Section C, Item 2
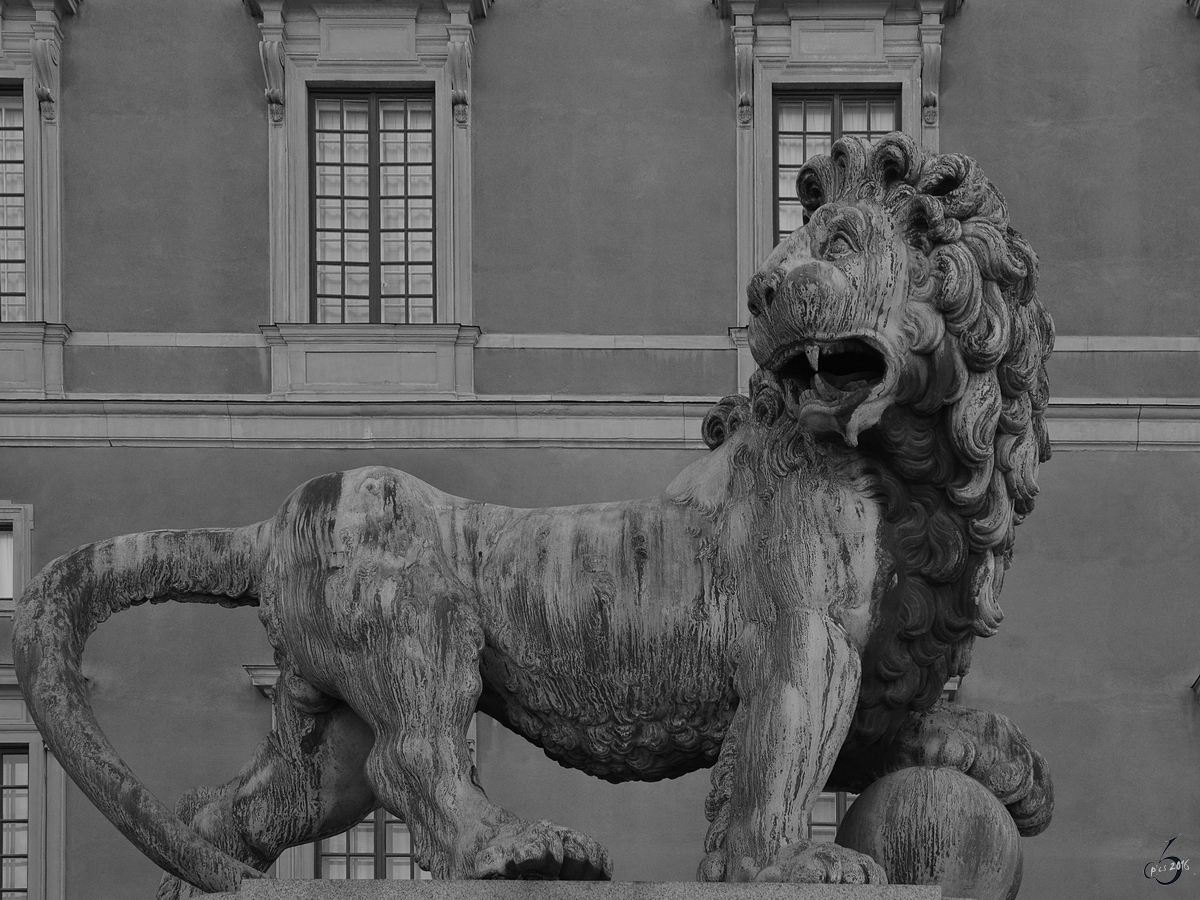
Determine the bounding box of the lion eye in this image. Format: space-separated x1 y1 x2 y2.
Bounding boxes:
823 232 858 260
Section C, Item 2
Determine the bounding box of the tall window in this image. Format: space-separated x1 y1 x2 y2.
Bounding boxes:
774 90 899 242
807 791 856 843
0 525 12 611
310 91 435 326
0 93 23 324
0 749 28 899
314 809 431 881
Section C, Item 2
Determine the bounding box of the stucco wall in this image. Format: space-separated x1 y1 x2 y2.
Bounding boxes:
471 0 737 336
60 0 269 334
941 0 1200 342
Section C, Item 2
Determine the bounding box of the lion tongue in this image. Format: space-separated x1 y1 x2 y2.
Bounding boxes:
813 373 842 403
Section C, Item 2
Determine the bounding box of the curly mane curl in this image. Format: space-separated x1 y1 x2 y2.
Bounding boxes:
703 133 1054 750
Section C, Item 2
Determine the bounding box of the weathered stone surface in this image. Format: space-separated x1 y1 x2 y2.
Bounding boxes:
215 883 947 900
13 132 1053 899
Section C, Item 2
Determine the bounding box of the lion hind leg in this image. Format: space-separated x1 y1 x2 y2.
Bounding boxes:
341 589 611 880
156 665 377 900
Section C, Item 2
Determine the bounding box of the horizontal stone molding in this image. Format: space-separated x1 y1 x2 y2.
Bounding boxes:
0 398 1198 450
59 331 1200 352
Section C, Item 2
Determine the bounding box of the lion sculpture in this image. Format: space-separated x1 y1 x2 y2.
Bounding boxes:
15 133 1053 897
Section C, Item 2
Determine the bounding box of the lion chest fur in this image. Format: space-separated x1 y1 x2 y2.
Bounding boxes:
265 437 889 784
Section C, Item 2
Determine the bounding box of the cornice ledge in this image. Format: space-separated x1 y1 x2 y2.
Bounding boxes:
714 0 963 20
245 0 494 24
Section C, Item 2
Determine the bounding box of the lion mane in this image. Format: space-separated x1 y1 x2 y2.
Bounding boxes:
703 133 1054 751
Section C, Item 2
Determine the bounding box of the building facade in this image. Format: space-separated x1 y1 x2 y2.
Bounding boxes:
0 0 1197 897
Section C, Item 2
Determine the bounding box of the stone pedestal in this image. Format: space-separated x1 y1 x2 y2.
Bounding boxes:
210 882 949 900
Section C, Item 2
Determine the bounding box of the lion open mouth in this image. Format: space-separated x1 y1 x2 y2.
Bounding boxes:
770 338 888 406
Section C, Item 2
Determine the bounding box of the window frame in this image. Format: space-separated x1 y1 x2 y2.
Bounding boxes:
771 86 902 244
307 87 437 326
0 87 27 327
0 504 31 618
0 665 65 900
312 808 432 881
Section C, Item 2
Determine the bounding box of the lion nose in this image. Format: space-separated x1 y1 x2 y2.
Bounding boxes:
747 271 775 318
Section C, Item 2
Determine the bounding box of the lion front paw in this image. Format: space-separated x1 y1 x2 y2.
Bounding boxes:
746 840 887 885
473 819 612 881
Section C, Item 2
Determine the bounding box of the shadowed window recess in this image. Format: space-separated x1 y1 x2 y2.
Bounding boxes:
314 809 432 881
0 749 28 899
774 90 900 243
0 93 24 324
310 91 436 326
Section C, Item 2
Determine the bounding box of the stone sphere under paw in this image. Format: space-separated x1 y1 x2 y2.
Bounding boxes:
836 766 1023 900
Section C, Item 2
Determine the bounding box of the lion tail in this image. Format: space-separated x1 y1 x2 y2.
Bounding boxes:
12 524 271 894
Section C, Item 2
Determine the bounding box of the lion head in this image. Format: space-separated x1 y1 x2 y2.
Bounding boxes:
704 132 1054 749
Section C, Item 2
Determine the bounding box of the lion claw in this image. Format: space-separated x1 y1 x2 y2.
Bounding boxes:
474 819 612 880
751 840 887 885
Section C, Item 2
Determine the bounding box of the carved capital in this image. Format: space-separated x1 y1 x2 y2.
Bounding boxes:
260 39 285 126
448 32 472 129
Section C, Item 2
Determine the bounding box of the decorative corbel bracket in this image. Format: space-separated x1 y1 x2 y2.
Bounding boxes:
919 23 943 126
733 23 754 127
448 30 472 127
31 39 58 122
260 40 285 125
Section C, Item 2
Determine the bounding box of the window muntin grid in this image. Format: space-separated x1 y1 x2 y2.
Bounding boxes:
310 92 435 325
774 91 899 243
315 809 432 881
0 750 28 900
806 790 857 844
0 525 12 606
0 94 24 324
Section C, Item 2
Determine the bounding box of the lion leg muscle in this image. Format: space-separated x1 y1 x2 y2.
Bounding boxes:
155 661 377 900
703 609 884 884
332 577 612 881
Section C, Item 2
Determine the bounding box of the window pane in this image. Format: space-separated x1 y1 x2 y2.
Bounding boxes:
344 167 369 198
344 200 369 231
380 134 405 165
810 824 838 844
349 857 374 879
409 236 433 263
777 100 804 132
386 857 413 880
1 757 26 789
408 100 433 130
408 135 433 165
777 137 806 168
806 135 831 160
348 823 375 855
344 134 368 166
410 266 433 297
316 234 341 262
316 266 342 297
379 100 406 131
409 298 435 325
841 100 868 134
382 298 407 324
1 823 25 857
316 297 341 324
314 100 342 131
381 233 405 263
381 265 404 297
316 133 341 164
381 200 404 230
0 530 12 602
385 821 411 855
408 200 432 230
345 234 369 264
0 791 23 823
380 168 404 197
806 101 832 133
321 858 347 880
407 167 433 197
1 859 25 890
345 269 369 297
344 297 370 324
870 101 895 133
811 794 838 825
343 101 369 132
